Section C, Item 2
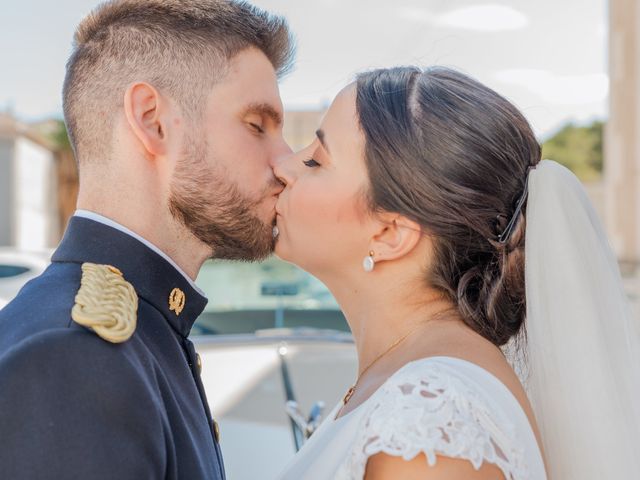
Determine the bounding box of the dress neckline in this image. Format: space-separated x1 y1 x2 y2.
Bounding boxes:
333 355 522 423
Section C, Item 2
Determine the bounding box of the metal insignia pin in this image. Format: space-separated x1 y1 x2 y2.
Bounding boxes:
168 288 186 316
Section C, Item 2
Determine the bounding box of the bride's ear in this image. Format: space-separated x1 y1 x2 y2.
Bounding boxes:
369 213 423 263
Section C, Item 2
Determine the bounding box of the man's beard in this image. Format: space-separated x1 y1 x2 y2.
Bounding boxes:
168 135 276 262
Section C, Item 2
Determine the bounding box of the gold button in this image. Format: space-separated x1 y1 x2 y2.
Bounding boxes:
196 353 202 374
213 419 220 443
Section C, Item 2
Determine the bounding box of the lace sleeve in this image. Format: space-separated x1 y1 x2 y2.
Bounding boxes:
335 361 529 480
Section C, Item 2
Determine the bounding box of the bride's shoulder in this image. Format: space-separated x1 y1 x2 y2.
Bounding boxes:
336 356 530 480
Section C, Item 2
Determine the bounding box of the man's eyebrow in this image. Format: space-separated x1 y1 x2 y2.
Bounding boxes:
316 129 330 154
242 102 282 126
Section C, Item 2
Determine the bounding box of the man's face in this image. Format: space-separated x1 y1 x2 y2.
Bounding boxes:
169 47 290 261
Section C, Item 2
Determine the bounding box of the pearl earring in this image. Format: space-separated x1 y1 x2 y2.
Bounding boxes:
363 250 375 272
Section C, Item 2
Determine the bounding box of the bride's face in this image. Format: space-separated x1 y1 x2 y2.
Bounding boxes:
273 84 373 276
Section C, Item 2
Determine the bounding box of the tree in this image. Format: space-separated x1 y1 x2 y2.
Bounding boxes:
541 120 604 182
49 119 71 151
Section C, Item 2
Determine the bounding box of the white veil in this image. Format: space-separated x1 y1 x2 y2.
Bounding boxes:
523 159 640 478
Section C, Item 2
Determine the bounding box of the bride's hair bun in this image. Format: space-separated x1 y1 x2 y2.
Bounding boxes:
356 66 541 346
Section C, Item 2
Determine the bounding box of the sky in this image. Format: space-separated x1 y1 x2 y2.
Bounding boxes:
0 0 608 139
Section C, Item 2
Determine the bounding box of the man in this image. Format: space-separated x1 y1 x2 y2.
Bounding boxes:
0 0 294 478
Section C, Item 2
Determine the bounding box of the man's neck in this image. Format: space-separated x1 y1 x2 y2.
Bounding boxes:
74 207 211 282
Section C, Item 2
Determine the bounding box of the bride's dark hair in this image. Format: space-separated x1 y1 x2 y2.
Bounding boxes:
356 66 541 346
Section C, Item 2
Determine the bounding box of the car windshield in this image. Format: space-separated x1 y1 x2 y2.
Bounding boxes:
193 257 347 336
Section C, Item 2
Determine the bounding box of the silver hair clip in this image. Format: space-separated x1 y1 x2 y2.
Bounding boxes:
497 166 536 244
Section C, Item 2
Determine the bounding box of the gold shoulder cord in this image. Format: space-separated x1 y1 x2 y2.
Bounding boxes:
71 263 138 343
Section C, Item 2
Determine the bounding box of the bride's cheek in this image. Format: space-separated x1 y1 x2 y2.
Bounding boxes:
294 180 322 216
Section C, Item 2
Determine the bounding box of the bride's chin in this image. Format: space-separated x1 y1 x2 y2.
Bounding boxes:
273 239 299 267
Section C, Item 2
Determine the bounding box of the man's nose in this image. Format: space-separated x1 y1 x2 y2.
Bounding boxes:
271 140 294 187
270 138 293 168
272 149 298 189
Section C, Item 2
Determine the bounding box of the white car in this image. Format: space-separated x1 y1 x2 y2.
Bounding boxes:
0 249 51 308
193 257 357 479
194 331 356 479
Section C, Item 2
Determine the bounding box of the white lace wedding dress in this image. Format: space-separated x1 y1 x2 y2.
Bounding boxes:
277 356 546 480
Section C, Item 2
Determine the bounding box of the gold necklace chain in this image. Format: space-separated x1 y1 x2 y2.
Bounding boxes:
340 321 428 410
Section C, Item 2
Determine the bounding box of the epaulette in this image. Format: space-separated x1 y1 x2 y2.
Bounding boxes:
71 263 138 343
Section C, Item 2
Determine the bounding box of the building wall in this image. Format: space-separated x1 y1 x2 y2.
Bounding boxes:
55 148 79 235
282 110 326 152
13 137 59 250
0 138 14 246
606 0 640 269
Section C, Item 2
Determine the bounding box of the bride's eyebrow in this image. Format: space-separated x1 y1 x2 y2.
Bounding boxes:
315 129 331 155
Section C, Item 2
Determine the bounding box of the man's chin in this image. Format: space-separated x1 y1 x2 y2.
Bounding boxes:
170 182 278 262
188 215 274 262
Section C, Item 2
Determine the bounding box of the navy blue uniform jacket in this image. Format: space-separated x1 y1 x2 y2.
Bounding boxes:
0 217 226 479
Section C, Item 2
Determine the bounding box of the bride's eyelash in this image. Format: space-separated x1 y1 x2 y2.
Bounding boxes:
303 158 320 168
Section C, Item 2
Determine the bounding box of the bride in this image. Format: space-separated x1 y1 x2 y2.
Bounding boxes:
272 66 640 479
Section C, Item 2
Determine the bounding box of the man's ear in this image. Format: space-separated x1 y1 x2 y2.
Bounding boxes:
123 82 168 157
368 213 423 264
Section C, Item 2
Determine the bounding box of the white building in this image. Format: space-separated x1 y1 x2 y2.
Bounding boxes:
606 0 640 273
0 113 60 251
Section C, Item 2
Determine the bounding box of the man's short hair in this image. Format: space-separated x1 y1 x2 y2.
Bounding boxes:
63 0 295 163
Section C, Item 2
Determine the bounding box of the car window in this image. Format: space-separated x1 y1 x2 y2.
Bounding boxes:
193 257 347 335
0 265 30 278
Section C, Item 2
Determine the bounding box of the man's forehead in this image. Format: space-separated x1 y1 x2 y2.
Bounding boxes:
205 49 283 122
222 47 279 87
